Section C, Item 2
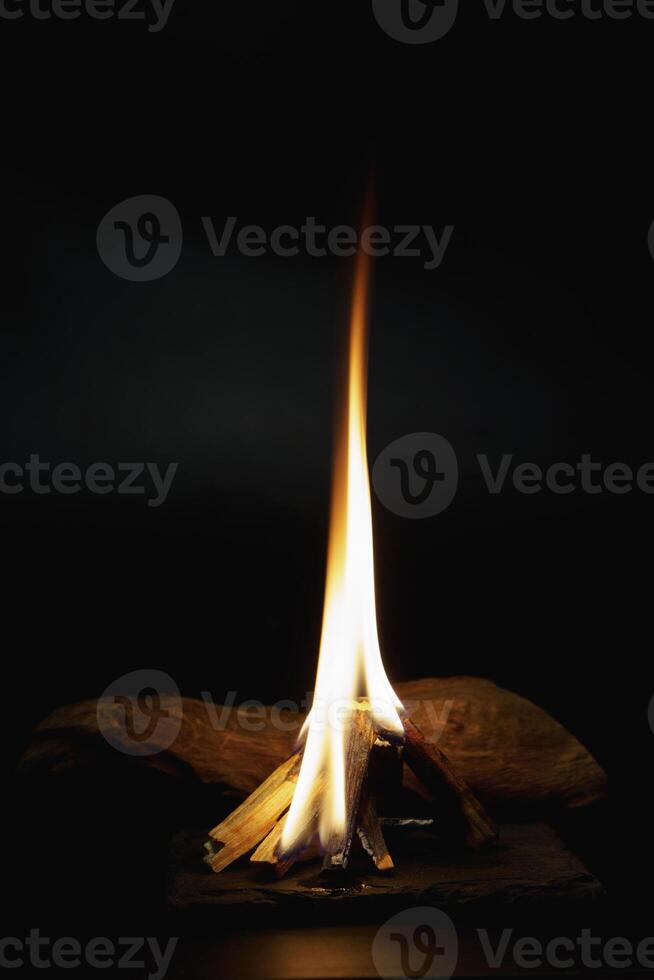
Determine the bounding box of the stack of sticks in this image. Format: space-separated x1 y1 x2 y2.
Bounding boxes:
204 699 497 879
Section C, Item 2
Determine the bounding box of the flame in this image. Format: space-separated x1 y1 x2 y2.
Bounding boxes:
280 244 404 856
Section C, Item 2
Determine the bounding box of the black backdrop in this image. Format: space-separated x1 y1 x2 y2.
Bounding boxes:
1 0 652 941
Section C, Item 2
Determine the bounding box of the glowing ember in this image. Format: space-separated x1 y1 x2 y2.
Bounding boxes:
280 244 404 857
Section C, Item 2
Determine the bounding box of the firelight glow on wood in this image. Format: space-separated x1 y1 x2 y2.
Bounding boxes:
280 246 404 857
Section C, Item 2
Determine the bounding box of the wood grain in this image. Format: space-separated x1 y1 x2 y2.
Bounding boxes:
205 753 301 872
19 676 607 813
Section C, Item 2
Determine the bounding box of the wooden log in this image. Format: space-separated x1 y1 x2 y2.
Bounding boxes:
205 752 301 872
322 700 376 871
403 718 498 849
20 677 608 814
356 786 394 871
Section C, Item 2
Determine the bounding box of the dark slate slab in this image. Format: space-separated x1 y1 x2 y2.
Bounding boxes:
167 822 603 921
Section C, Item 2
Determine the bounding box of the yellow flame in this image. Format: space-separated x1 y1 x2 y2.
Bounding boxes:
280 246 404 855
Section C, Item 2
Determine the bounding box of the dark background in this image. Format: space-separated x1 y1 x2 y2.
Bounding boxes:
0 0 652 954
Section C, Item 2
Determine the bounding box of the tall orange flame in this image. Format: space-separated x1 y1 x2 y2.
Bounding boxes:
281 242 404 855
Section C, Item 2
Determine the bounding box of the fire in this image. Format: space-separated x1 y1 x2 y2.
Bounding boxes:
280 244 404 857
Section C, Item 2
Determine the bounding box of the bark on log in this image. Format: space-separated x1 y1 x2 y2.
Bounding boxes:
19 677 607 814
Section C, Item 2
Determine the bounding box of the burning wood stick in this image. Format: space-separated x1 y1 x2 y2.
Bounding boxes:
204 752 301 872
205 708 496 878
322 700 376 871
251 771 325 878
403 718 498 849
357 785 394 871
251 816 321 878
249 815 286 866
250 816 295 879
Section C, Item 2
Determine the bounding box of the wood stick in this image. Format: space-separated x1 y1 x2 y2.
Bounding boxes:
322 700 376 871
250 816 297 879
250 815 286 865
403 718 498 849
251 772 325 878
251 816 320 878
204 752 301 872
357 785 394 871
